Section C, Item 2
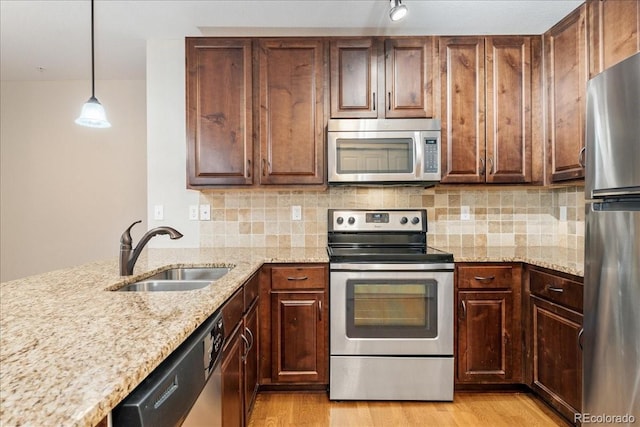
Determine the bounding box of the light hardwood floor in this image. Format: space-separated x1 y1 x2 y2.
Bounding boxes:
247 392 570 427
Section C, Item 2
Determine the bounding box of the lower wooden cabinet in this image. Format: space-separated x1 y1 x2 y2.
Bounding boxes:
455 263 523 385
221 272 260 427
526 267 583 423
259 263 328 388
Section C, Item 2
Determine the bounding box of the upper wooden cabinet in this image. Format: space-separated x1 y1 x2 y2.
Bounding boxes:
588 0 640 78
257 39 326 185
545 6 588 183
186 38 253 186
329 37 437 118
440 37 533 184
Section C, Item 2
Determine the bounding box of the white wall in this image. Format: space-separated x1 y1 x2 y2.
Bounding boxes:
0 80 147 281
146 39 200 248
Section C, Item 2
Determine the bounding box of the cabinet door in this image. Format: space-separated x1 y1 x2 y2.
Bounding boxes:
457 290 516 383
271 291 327 383
243 302 259 419
531 295 583 422
439 37 486 183
384 38 436 118
221 325 244 427
257 39 325 185
485 37 532 183
330 39 378 118
186 38 253 186
588 0 640 77
545 6 587 182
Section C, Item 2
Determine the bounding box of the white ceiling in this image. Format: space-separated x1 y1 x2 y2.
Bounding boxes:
0 0 583 81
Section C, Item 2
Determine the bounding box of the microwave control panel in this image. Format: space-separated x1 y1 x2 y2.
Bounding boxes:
424 138 439 173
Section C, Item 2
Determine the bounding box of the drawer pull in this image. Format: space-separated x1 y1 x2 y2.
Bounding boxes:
287 276 308 281
474 275 495 282
546 284 565 293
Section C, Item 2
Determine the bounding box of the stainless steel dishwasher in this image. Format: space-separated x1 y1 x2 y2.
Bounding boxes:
112 311 224 427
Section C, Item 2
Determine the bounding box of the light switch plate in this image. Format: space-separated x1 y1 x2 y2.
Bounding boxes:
189 205 199 221
153 205 164 221
291 205 302 221
199 204 211 221
461 206 471 221
559 206 567 221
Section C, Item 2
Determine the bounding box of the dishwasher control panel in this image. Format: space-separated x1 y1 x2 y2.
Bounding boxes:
204 316 224 379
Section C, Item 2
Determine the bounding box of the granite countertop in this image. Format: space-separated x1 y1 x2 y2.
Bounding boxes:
0 244 583 427
442 245 584 277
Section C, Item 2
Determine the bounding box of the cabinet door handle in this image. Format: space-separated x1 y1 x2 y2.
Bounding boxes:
460 300 467 319
388 92 391 110
480 158 486 175
246 159 251 178
240 333 250 361
245 326 254 351
578 328 584 350
488 157 494 175
318 300 322 321
287 276 308 281
474 275 495 282
545 284 565 293
372 92 376 111
578 147 586 168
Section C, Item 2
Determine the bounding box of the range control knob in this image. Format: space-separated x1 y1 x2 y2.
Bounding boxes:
336 217 344 225
400 217 408 224
348 217 356 225
411 217 420 225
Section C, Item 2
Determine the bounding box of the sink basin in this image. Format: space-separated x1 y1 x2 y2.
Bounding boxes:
144 267 233 281
116 280 213 292
114 266 233 292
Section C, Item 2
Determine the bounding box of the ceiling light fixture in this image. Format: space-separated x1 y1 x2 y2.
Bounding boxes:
75 0 111 128
389 0 408 22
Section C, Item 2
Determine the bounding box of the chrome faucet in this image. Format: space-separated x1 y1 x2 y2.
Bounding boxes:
119 220 183 276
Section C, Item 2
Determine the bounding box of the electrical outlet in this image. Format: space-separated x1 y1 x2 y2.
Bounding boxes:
153 205 164 221
199 204 211 221
291 205 302 221
559 206 567 221
189 205 199 221
461 205 471 221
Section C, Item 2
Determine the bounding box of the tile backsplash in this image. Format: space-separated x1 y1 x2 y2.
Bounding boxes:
199 185 585 250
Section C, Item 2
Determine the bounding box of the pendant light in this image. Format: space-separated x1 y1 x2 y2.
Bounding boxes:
389 0 408 22
75 0 111 128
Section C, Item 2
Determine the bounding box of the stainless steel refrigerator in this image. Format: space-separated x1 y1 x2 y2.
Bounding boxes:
584 52 640 425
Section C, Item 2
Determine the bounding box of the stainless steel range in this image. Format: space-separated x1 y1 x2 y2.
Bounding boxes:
327 209 454 401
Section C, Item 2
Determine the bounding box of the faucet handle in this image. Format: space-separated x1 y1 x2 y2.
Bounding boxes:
120 220 142 247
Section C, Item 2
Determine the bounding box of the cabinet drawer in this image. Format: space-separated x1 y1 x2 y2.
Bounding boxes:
457 265 514 289
271 265 327 290
222 287 244 340
244 272 259 310
530 269 583 312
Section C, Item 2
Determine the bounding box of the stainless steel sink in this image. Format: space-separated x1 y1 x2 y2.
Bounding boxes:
117 280 213 292
115 266 233 292
145 267 233 281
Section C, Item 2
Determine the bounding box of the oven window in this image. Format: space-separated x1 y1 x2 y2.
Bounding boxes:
336 138 414 174
346 279 438 338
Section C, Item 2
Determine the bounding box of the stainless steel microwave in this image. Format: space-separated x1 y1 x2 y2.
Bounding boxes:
327 119 441 186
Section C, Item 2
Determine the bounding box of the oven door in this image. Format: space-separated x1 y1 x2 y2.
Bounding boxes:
330 263 453 356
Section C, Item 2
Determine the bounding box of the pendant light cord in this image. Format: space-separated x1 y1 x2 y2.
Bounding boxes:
90 0 95 98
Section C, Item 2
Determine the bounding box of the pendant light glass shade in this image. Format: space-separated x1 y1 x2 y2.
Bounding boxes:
76 0 111 128
389 0 408 21
75 96 111 128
